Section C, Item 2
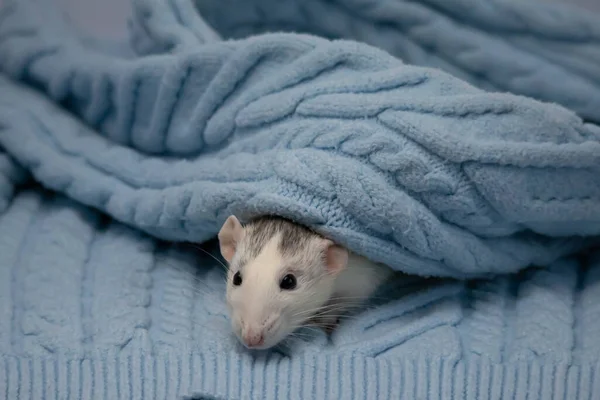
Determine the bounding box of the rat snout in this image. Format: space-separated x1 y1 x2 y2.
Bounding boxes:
241 328 264 348
240 315 279 349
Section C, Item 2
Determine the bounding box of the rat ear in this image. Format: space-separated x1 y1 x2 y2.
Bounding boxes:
218 215 244 263
322 239 349 275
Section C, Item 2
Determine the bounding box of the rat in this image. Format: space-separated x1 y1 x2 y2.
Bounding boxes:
217 215 393 350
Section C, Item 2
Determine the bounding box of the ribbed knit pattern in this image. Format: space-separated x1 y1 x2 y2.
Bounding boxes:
1 0 600 398
0 190 599 399
1 352 599 399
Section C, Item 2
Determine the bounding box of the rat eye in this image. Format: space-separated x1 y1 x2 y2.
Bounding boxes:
232 271 242 286
279 274 297 290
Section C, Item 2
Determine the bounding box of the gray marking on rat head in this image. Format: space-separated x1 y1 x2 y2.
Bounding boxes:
237 216 322 267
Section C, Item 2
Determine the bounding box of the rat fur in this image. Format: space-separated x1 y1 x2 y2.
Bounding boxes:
218 215 392 350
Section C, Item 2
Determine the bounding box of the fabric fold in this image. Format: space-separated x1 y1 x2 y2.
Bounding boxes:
2 1 600 399
0 0 599 278
194 0 600 123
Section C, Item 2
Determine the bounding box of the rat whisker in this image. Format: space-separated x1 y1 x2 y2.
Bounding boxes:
292 306 335 318
189 244 229 272
298 325 322 333
292 302 371 319
293 306 344 319
296 308 372 324
326 294 392 303
287 332 314 340
311 313 362 320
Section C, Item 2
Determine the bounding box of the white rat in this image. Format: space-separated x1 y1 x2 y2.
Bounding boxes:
218 215 393 350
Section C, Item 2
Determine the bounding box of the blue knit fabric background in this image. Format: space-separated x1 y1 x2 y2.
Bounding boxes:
1 0 600 398
194 0 600 124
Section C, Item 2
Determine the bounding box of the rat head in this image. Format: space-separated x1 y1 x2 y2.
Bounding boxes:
218 215 348 350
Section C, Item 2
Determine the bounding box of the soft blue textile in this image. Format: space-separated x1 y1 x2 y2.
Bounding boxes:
1 0 600 278
195 0 600 123
1 0 600 399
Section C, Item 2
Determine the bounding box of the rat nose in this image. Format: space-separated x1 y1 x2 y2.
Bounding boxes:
239 315 278 348
242 329 264 348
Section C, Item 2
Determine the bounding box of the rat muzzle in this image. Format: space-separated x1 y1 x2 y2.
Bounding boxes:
239 315 279 349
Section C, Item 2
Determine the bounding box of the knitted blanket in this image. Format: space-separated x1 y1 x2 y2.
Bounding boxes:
1 0 600 398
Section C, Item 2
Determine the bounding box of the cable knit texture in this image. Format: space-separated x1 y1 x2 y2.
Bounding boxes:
195 0 600 123
0 0 600 398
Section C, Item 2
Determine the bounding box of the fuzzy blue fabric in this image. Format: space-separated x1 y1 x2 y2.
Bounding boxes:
195 0 600 124
1 0 600 398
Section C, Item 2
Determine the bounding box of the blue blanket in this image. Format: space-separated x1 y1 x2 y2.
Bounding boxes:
1 0 600 398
